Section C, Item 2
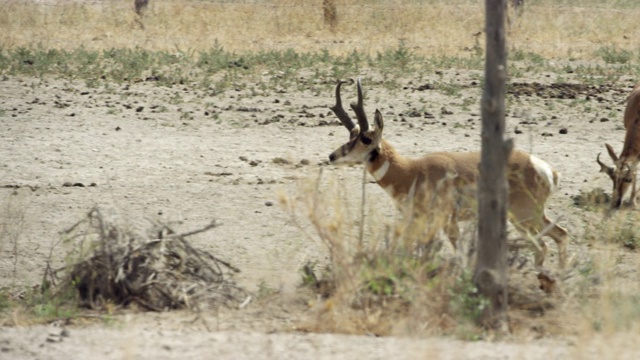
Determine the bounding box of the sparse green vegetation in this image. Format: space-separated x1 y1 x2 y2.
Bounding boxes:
438 82 464 97
608 212 640 250
449 270 490 326
595 46 635 64
0 284 79 325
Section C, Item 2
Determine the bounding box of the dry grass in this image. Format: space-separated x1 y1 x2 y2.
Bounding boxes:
285 170 640 339
286 172 498 337
1 0 639 60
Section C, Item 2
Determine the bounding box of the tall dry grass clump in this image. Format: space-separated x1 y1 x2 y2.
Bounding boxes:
1 0 639 60
566 203 640 342
282 170 495 337
285 171 640 339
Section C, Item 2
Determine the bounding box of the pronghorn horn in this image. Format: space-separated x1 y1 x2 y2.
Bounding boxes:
605 143 619 162
350 78 370 133
330 79 356 131
596 152 615 179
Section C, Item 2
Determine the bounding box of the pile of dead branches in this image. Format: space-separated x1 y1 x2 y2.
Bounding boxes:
45 207 249 311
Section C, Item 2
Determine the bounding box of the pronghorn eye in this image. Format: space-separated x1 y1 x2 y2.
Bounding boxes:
360 136 372 145
624 177 633 183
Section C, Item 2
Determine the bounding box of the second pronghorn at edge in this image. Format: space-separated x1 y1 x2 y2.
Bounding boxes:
597 83 640 209
328 79 568 269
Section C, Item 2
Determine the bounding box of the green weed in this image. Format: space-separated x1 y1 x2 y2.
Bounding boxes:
610 213 640 250
595 46 634 64
448 270 489 323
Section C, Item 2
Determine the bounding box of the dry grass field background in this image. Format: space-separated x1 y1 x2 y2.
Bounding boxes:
1 0 639 59
2 0 640 359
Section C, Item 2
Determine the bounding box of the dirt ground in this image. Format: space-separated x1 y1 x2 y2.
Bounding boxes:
2 68 640 358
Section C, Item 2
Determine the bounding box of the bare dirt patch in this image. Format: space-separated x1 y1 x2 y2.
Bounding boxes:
2 69 640 358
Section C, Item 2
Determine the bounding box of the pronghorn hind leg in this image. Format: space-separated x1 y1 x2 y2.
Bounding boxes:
543 215 569 269
533 236 549 268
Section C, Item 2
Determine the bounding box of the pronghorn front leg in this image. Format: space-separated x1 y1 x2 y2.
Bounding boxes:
444 211 460 250
533 239 549 268
631 173 638 207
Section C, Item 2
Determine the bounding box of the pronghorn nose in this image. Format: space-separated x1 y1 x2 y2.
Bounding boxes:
329 153 336 162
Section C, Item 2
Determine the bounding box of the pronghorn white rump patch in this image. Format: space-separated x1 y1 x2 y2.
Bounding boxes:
530 155 556 191
371 160 390 182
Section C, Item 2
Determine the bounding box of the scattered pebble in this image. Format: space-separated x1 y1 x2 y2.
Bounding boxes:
272 157 290 165
62 182 97 187
440 107 453 115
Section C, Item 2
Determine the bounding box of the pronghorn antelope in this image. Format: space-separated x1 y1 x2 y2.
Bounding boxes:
597 83 640 209
328 79 568 268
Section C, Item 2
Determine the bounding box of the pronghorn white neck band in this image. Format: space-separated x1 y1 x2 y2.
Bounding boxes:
371 160 390 181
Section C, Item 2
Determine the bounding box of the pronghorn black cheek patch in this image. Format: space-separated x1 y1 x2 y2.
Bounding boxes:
360 136 372 145
368 148 379 162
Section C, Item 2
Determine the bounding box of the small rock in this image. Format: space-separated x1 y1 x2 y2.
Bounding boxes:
440 107 453 115
300 159 310 166
559 128 568 134
265 201 274 206
272 157 290 165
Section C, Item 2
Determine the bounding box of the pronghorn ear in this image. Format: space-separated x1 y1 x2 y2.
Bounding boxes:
374 109 384 131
